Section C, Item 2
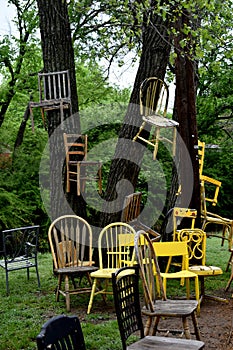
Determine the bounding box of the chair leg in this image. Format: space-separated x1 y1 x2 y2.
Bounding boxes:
144 316 154 336
182 316 191 339
56 275 62 302
226 251 233 272
5 270 9 296
191 312 201 340
151 316 160 336
87 278 97 314
65 275 70 312
35 264 41 288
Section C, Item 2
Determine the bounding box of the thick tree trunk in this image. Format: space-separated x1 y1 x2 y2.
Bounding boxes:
36 0 86 221
163 9 200 239
100 9 172 227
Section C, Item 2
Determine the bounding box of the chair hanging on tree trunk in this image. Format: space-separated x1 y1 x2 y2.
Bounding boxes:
63 133 102 196
29 70 72 129
133 77 179 160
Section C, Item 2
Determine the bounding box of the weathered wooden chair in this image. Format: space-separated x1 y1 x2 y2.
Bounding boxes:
29 70 72 128
63 133 102 196
134 230 201 340
48 215 98 312
0 225 40 295
112 266 205 350
133 77 179 159
36 314 86 350
121 192 161 242
87 222 137 314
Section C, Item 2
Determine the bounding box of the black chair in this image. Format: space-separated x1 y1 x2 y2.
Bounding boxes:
112 266 205 350
0 225 40 294
36 314 86 350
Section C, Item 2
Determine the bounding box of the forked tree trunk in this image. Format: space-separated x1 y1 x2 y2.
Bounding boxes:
100 8 172 227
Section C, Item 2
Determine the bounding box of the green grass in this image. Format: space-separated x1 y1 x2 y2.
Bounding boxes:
0 237 232 349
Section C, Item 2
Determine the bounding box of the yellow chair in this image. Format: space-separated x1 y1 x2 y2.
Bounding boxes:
153 241 200 314
198 140 233 247
87 222 136 314
173 207 197 241
176 228 227 305
133 77 179 160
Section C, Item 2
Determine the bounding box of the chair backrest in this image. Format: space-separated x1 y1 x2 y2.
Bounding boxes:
98 222 137 270
173 207 197 240
63 133 88 164
134 230 166 312
198 140 205 176
153 241 189 271
36 314 86 350
48 215 93 269
176 229 207 266
1 225 39 264
112 266 144 350
121 192 142 223
139 77 169 117
38 70 71 102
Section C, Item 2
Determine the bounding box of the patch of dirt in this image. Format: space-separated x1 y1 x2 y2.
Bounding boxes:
74 290 233 350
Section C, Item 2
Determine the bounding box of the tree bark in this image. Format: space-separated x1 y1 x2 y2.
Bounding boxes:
100 6 172 227
36 0 86 221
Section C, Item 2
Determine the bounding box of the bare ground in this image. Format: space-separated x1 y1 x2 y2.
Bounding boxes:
75 289 233 350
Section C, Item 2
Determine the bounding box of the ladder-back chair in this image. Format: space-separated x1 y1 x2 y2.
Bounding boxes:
29 70 72 128
112 266 205 350
48 215 98 312
134 230 201 340
133 77 179 159
63 133 102 196
87 222 136 314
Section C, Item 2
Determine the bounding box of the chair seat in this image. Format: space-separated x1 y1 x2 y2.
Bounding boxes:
55 266 98 274
128 335 205 350
161 270 198 279
189 265 222 276
90 268 134 279
143 114 179 128
142 299 198 317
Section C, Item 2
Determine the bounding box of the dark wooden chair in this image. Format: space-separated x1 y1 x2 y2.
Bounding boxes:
133 77 179 159
63 133 102 196
134 230 201 340
0 225 40 295
121 192 161 242
112 266 205 350
48 215 98 311
36 314 86 350
29 70 72 128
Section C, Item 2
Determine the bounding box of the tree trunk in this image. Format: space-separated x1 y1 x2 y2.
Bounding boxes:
100 7 172 227
36 0 86 221
163 8 200 239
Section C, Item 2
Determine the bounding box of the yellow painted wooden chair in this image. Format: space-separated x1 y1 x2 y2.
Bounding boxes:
87 222 136 314
198 140 233 247
173 207 197 241
133 77 179 160
176 228 227 305
153 241 200 314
